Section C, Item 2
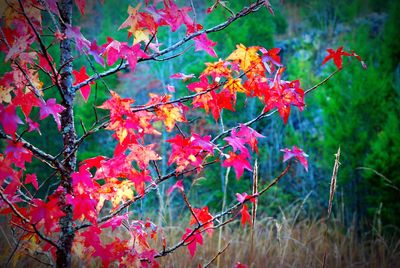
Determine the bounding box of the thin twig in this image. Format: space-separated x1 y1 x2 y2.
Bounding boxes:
203 242 230 268
181 191 201 226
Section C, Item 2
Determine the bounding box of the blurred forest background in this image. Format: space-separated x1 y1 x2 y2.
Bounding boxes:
10 0 400 266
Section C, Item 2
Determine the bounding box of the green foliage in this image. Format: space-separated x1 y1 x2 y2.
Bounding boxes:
313 8 400 226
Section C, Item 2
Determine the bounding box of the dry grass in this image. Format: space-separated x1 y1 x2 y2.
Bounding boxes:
159 215 400 268
2 209 400 267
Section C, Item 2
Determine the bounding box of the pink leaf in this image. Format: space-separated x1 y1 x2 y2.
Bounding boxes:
65 25 90 53
280 146 309 172
236 124 265 153
39 99 65 131
5 36 32 62
194 33 217 58
167 179 184 196
100 214 128 231
170 72 195 81
0 104 23 136
166 84 175 93
236 192 258 204
223 129 250 158
26 117 41 135
222 152 252 179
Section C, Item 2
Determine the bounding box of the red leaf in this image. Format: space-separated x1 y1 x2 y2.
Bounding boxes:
73 66 93 102
280 145 309 172
75 0 86 15
39 99 65 131
263 71 305 124
127 143 161 170
67 193 98 224
5 141 32 169
12 90 41 118
189 206 213 236
182 228 203 257
25 174 38 190
187 75 223 121
167 133 214 172
38 53 55 74
234 262 249 268
321 46 352 69
80 156 107 169
129 169 152 195
260 47 282 73
240 204 251 225
30 196 65 233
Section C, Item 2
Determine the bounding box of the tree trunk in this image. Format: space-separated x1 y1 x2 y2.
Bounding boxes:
57 0 76 267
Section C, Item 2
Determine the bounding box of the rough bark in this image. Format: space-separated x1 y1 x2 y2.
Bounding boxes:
57 0 76 267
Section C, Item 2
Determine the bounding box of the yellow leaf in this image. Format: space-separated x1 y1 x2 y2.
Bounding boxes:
226 44 261 71
224 77 248 94
0 86 12 103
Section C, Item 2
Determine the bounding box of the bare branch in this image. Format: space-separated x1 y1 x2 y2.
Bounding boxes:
181 191 201 226
304 66 343 94
0 129 63 171
203 242 230 268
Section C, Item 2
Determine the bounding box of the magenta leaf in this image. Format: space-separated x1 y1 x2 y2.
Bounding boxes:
280 145 309 172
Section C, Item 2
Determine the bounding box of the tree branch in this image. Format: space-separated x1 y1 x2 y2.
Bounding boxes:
72 0 265 92
0 129 64 171
0 189 59 249
17 0 64 99
145 164 291 260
